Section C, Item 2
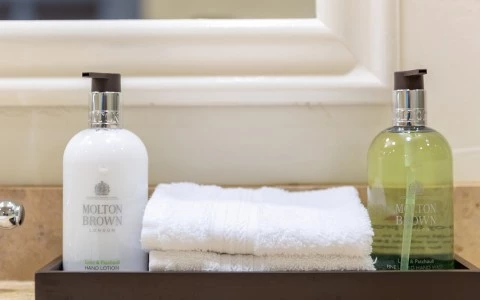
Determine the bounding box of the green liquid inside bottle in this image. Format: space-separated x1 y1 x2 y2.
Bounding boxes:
367 126 454 270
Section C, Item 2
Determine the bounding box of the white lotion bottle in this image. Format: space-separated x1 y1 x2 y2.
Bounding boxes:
63 72 148 271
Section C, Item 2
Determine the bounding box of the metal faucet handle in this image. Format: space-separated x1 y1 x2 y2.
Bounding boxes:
0 200 25 229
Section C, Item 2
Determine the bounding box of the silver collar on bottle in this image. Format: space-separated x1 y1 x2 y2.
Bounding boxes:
393 90 426 127
89 92 122 129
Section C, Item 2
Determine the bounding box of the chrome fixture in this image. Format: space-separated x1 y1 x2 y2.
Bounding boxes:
0 200 24 229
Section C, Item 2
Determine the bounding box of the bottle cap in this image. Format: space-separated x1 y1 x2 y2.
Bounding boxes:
392 69 427 127
82 72 121 92
82 72 122 128
394 69 427 90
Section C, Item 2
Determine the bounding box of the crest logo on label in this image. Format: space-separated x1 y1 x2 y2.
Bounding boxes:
95 181 110 196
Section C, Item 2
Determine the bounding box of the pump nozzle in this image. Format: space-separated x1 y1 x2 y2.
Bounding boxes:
82 72 121 93
394 69 427 90
82 71 123 128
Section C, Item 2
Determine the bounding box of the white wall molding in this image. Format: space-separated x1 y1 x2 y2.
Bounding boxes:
0 0 398 106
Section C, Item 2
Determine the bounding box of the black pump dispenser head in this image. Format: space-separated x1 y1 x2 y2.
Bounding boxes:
82 72 122 128
392 68 427 127
394 69 427 90
82 72 121 93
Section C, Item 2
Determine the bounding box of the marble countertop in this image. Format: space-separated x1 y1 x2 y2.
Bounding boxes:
0 281 34 300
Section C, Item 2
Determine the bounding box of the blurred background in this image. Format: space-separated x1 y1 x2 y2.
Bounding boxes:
0 0 315 20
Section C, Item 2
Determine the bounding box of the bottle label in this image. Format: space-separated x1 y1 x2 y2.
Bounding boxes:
368 184 454 270
82 181 123 232
84 259 121 271
81 179 122 270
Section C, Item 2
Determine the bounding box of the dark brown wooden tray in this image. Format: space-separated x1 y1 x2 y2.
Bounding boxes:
35 256 480 300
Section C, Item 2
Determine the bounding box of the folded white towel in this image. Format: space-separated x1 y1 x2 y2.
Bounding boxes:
142 183 373 257
149 251 375 272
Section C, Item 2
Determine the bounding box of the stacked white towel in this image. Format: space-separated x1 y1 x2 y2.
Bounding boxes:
141 183 375 271
149 251 375 272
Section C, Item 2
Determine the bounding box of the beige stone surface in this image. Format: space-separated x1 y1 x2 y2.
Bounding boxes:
453 185 480 266
0 185 479 281
0 281 34 300
0 187 62 281
141 0 314 19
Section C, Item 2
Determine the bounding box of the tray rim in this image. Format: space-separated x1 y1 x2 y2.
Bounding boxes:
36 254 479 275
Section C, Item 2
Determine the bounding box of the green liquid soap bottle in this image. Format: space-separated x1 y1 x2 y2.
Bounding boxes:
367 69 454 270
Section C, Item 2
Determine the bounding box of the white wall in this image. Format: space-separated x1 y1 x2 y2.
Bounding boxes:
0 105 389 185
1 0 479 185
401 0 480 182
